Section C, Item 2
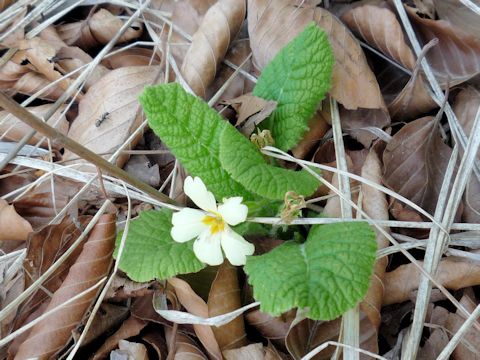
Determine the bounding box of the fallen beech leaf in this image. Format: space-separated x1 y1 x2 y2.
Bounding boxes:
445 291 480 359
453 87 480 223
0 199 32 241
0 104 69 149
383 257 480 305
341 2 437 120
101 47 161 69
63 66 162 168
383 116 454 218
164 327 208 359
12 37 73 92
208 261 247 350
18 216 91 326
168 277 222 360
207 40 252 108
223 93 277 134
433 0 480 40
12 71 66 101
72 303 129 347
357 150 390 355
0 60 29 90
116 339 149 360
340 107 390 147
124 155 160 188
223 343 264 360
92 316 148 360
15 214 116 359
341 4 415 70
248 0 385 110
12 176 80 230
142 328 168 359
56 9 143 49
292 109 330 159
0 0 15 12
181 0 246 97
55 46 110 90
0 6 25 48
406 5 480 86
164 0 217 65
244 310 292 350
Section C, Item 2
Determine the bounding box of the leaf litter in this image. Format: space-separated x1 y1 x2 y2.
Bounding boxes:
1 0 480 359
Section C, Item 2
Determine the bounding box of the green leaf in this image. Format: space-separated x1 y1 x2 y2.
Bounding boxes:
253 22 334 151
139 83 251 200
219 124 318 200
233 199 281 236
244 222 377 320
115 209 205 282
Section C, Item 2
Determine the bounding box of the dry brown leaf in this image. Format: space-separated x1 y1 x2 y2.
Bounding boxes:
142 328 168 359
445 291 480 359
164 326 208 359
0 0 14 12
12 37 73 92
168 277 222 360
56 9 143 49
124 155 160 188
165 0 217 65
383 257 480 305
101 47 161 69
18 216 91 326
0 7 25 48
433 0 480 40
244 310 292 350
63 66 162 168
340 107 390 147
341 4 416 70
248 0 385 110
292 109 330 159
356 150 390 356
0 60 30 90
92 316 148 360
223 343 265 360
15 214 116 359
383 116 455 219
340 2 437 120
181 0 246 97
453 86 480 223
0 104 69 149
55 46 110 90
207 40 252 108
12 71 66 101
208 261 247 350
406 5 480 86
0 199 32 241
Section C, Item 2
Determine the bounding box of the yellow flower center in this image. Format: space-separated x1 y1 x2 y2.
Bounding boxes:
202 213 225 234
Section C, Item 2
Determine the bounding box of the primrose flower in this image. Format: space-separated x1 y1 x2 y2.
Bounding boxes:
171 176 254 266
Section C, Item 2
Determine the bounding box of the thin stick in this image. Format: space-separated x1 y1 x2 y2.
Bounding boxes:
0 92 174 205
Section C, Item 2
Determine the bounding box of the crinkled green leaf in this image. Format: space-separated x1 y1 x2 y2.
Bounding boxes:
115 209 205 282
234 199 281 236
244 222 377 320
253 22 334 151
139 83 251 200
219 124 318 200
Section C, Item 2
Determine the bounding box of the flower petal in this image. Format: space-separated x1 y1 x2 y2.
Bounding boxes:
193 230 224 266
171 208 207 243
184 176 217 212
221 229 254 266
218 197 248 226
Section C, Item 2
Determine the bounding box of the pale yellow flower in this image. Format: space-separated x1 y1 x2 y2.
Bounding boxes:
171 176 254 266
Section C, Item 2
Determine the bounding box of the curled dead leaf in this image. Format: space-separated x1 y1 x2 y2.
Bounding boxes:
15 214 116 359
181 0 246 97
101 47 161 69
0 199 32 241
56 9 143 49
248 0 385 110
12 71 66 101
